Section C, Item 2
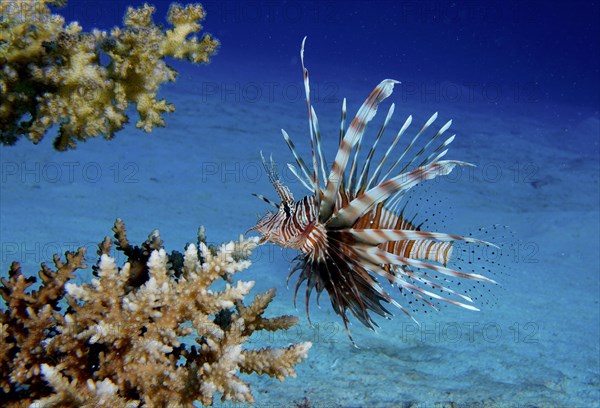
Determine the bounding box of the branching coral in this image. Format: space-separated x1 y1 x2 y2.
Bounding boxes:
0 0 219 150
0 219 311 406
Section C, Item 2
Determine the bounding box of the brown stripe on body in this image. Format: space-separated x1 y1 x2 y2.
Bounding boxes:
403 240 416 260
371 203 384 229
443 242 453 265
425 241 436 260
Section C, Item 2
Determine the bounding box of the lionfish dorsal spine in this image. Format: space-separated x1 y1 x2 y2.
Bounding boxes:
366 114 413 190
319 79 399 223
354 103 396 196
300 37 321 207
281 129 314 192
310 106 329 185
338 98 347 146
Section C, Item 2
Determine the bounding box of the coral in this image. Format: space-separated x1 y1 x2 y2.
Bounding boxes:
0 0 219 150
0 219 311 407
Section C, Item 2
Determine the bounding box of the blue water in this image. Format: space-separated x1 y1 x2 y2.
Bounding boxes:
1 1 599 407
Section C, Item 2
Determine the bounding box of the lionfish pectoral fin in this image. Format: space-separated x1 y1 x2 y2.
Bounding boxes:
359 245 496 285
362 268 420 325
328 160 462 229
347 228 496 247
357 248 482 312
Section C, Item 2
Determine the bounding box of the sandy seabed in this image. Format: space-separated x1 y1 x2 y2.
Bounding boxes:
1 70 598 407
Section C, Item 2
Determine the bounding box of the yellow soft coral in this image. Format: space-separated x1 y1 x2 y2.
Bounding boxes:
0 0 218 150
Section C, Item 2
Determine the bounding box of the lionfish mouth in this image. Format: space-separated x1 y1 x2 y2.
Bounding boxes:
250 37 499 345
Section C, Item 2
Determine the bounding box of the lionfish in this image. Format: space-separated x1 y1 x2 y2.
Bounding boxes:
250 38 497 343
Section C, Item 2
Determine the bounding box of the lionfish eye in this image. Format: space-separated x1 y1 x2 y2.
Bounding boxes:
282 202 292 217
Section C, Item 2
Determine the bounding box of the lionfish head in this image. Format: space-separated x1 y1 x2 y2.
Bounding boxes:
248 152 298 246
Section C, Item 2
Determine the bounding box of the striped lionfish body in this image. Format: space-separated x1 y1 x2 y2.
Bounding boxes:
250 38 497 342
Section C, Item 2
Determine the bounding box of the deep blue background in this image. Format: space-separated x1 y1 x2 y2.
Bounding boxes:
55 0 599 110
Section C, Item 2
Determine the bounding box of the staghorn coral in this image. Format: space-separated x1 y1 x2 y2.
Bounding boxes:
0 219 311 407
0 0 219 150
